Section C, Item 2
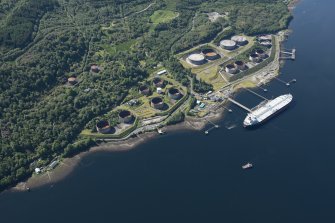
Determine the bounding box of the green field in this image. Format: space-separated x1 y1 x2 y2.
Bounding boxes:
163 0 180 10
96 39 137 58
150 10 179 24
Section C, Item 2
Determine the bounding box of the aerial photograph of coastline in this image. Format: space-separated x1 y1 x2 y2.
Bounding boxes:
1 0 335 222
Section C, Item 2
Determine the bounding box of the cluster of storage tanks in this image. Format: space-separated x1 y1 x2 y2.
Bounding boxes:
138 76 183 110
66 64 103 86
249 49 267 63
138 77 165 96
150 87 182 110
187 48 220 65
257 35 272 47
96 110 134 134
220 35 248 50
225 48 267 74
225 61 247 74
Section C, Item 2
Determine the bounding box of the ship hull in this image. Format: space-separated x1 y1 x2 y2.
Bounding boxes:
243 103 290 128
243 95 292 128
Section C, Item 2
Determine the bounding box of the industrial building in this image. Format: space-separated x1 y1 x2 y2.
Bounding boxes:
168 88 182 100
151 97 164 110
231 36 248 46
118 110 134 124
187 53 206 65
220 40 237 50
157 70 167 75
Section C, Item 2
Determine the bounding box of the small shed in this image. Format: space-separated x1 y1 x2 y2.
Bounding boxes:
157 70 167 75
35 168 41 174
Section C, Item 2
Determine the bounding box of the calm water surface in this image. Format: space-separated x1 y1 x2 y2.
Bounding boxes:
1 0 335 222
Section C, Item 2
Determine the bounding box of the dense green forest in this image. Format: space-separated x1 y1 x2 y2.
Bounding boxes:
0 0 292 191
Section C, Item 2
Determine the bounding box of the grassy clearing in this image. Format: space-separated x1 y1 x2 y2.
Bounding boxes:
163 0 180 10
150 10 179 24
96 39 137 57
234 80 257 90
196 66 218 83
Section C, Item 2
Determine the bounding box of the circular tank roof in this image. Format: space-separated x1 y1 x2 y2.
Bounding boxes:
119 110 131 118
151 97 163 104
96 120 109 129
256 49 265 54
153 78 163 84
188 53 205 62
231 35 247 43
139 85 148 91
220 40 236 47
168 88 180 95
206 52 218 57
226 64 235 69
202 48 215 54
235 60 244 65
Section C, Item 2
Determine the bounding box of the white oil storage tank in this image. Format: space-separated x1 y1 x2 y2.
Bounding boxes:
231 35 248 46
220 40 237 50
187 53 206 65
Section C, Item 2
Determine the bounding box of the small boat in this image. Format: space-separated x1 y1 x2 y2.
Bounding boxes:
242 163 253 170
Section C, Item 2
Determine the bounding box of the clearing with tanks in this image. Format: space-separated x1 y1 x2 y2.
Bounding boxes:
0 0 293 191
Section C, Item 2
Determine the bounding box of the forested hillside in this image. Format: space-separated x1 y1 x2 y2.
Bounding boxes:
0 0 292 191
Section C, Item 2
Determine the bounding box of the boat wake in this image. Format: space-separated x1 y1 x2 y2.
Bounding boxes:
226 124 237 130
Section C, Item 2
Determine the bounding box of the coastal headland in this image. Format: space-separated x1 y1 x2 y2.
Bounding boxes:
0 0 297 193
9 30 293 193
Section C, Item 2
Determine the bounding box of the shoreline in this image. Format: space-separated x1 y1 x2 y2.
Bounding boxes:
8 107 225 193
288 0 301 11
5 15 292 195
6 36 284 193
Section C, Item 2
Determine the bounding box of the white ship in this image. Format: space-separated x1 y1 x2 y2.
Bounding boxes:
243 94 293 127
242 163 253 169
